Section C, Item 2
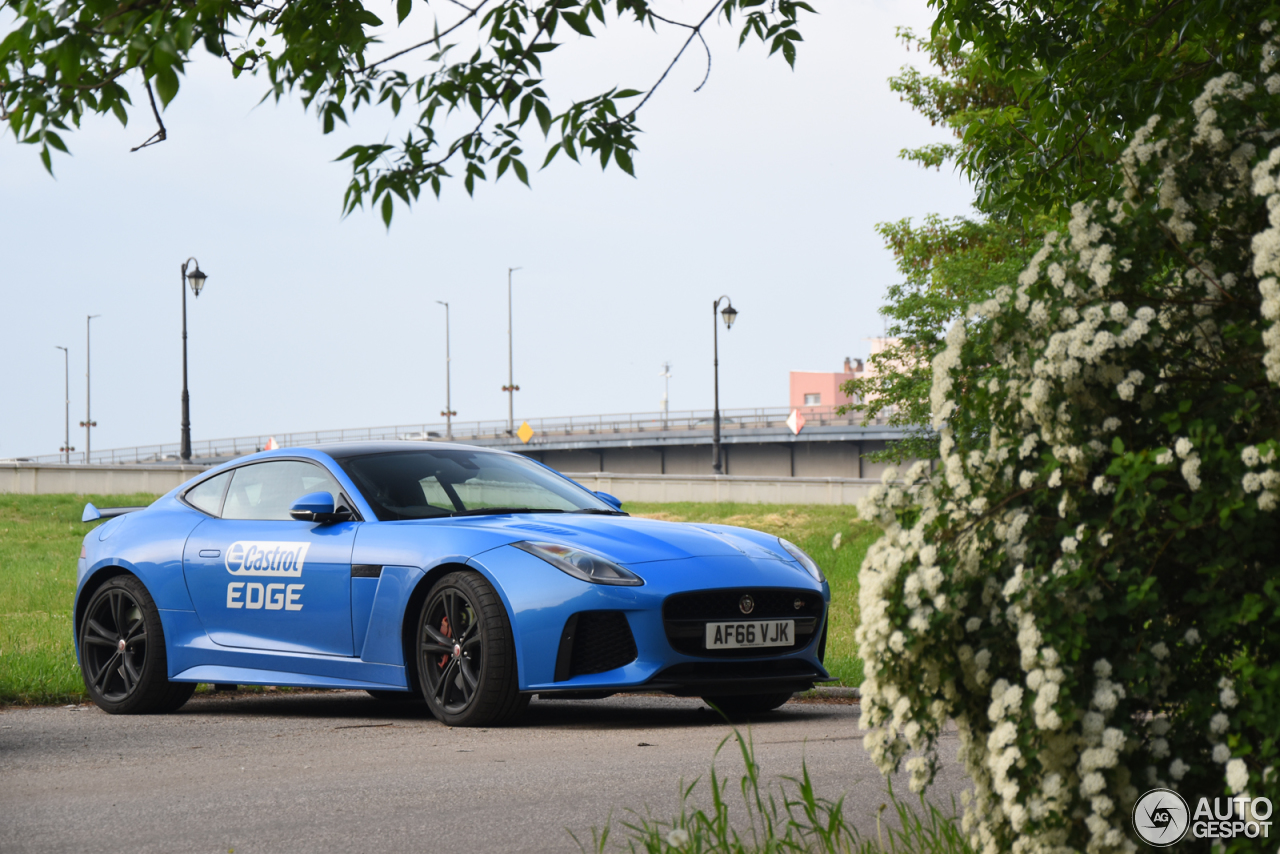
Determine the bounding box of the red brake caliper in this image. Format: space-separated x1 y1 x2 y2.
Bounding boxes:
438 616 452 669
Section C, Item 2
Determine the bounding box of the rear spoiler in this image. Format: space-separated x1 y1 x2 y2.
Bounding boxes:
82 503 148 523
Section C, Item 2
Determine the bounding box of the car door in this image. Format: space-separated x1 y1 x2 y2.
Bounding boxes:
182 459 358 656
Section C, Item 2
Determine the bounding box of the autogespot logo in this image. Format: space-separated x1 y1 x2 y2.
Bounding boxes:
1133 789 1275 846
1133 788 1189 847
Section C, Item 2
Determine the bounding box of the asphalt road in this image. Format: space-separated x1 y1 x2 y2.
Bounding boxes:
0 691 969 854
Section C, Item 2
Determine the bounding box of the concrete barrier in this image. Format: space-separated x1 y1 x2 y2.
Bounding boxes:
0 462 209 496
565 472 878 506
0 463 879 506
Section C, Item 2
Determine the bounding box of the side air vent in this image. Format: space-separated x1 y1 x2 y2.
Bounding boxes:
553 611 639 681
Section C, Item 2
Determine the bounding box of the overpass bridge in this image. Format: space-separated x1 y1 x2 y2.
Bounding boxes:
22 407 913 480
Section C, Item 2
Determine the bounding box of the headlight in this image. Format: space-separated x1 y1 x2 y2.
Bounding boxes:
779 538 824 583
511 541 644 586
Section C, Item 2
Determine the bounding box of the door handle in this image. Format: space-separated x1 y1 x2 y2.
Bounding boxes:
199 549 221 558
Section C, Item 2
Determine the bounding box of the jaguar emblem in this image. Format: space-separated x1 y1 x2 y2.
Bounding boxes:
739 594 755 615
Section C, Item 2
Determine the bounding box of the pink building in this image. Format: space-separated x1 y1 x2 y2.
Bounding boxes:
788 339 897 417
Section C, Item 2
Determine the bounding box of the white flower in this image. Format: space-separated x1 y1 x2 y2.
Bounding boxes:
1062 536 1079 554
966 617 982 633
1048 469 1063 488
1226 758 1250 793
1182 454 1202 491
1176 437 1194 458
1170 759 1190 780
831 531 843 551
666 828 690 848
1211 712 1230 734
1221 685 1239 708
1186 628 1202 645
1080 771 1106 796
1094 659 1113 678
1156 449 1174 465
1019 470 1037 489
1214 744 1232 764
1151 642 1169 660
1243 446 1261 466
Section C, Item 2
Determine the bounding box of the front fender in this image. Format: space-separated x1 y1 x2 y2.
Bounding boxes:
464 545 640 690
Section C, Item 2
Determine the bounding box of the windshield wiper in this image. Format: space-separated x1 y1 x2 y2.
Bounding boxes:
448 507 567 517
570 508 629 516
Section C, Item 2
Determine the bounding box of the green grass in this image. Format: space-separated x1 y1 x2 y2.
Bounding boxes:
627 502 879 687
0 493 159 705
572 726 972 854
0 495 878 705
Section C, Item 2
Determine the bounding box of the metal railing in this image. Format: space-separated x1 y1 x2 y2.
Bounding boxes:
19 405 893 465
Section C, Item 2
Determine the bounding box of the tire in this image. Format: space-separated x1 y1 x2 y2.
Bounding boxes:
701 692 794 716
78 575 195 714
415 571 528 727
366 689 423 702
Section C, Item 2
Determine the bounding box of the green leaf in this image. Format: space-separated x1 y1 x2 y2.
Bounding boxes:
614 148 634 176
562 11 593 35
43 130 67 153
512 158 529 185
381 194 393 227
1112 436 1125 455
153 68 180 107
541 142 562 168
397 0 413 23
534 100 552 136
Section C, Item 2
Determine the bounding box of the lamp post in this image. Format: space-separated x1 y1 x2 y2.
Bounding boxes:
503 267 522 435
180 258 209 462
80 315 101 463
436 300 456 439
711 296 738 474
659 361 672 427
55 346 72 463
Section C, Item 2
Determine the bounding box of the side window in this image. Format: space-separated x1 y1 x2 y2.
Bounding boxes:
222 461 343 521
185 471 234 517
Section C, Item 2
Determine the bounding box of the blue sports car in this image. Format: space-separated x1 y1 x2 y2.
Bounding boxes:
75 442 832 726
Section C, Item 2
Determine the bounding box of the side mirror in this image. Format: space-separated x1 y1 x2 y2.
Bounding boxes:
594 491 623 511
290 492 351 524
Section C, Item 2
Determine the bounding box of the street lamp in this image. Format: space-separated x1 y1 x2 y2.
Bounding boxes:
55 346 73 463
711 295 737 474
180 257 209 462
503 267 522 435
436 300 456 439
80 315 101 463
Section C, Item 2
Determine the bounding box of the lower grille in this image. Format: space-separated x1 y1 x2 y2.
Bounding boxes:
554 611 638 681
662 588 824 658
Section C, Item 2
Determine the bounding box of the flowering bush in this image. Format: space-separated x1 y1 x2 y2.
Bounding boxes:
855 26 1280 854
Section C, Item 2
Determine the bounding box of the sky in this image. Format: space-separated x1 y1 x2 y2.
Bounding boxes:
0 0 974 460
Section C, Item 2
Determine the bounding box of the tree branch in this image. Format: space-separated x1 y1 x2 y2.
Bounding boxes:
364 0 495 72
626 0 724 118
130 78 167 151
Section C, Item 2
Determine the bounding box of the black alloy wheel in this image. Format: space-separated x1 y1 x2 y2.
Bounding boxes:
78 575 195 714
415 571 527 726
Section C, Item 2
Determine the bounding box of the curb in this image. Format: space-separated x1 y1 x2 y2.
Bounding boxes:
803 685 861 699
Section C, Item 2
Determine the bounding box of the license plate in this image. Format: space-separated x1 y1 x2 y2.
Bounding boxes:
705 620 795 649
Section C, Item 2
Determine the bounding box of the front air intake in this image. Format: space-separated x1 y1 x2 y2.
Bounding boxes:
553 611 639 681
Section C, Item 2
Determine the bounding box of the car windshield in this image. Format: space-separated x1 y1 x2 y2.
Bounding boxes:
336 449 615 521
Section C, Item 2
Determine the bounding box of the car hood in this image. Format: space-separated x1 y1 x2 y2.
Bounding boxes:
438 513 791 565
